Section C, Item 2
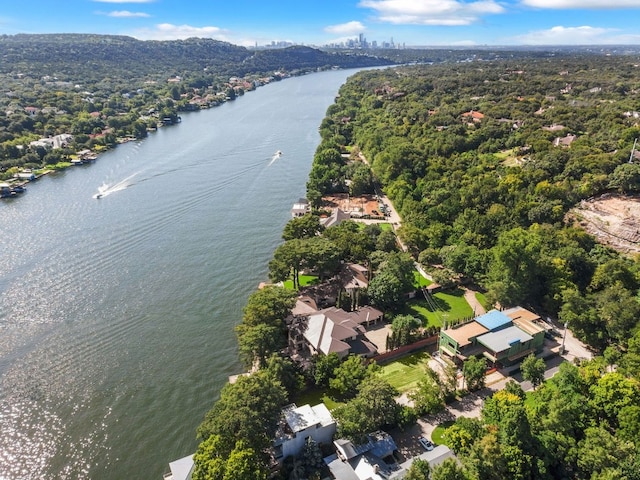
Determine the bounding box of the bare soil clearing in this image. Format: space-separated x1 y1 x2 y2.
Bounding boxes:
570 193 640 255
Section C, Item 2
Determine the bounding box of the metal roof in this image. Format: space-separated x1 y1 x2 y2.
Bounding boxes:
476 325 533 353
475 310 513 331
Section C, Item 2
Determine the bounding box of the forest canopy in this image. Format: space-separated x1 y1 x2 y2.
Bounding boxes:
313 54 640 351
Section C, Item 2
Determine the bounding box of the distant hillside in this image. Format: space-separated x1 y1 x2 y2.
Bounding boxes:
0 34 392 79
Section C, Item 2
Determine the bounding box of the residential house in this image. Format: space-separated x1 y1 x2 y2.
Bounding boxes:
542 124 566 132
439 308 546 367
320 208 350 228
340 263 371 309
295 306 379 358
291 198 310 217
553 133 577 147
273 403 337 462
29 133 73 150
162 455 193 480
390 445 457 478
341 263 369 293
461 110 485 123
325 431 400 480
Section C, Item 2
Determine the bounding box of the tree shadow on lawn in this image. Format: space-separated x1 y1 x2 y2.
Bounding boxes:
396 352 430 367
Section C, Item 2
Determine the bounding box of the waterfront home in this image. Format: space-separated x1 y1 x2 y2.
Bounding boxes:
273 403 336 463
162 454 193 480
14 170 36 181
291 198 310 217
320 208 350 228
290 306 381 359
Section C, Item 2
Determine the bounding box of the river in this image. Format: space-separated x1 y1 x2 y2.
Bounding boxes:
0 68 369 480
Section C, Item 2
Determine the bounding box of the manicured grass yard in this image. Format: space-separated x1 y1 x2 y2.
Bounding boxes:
378 351 432 393
431 420 455 446
413 270 432 288
475 291 491 311
283 275 319 290
356 222 393 231
293 388 344 411
401 288 474 328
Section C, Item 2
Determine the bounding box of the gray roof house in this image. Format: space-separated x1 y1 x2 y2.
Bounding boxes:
325 431 400 480
301 307 379 358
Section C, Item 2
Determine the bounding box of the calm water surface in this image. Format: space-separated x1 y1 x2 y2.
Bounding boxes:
0 68 368 479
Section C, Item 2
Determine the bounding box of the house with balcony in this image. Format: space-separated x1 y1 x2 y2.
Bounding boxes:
438 307 546 367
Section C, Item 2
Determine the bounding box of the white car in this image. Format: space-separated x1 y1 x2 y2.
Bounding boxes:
419 436 434 451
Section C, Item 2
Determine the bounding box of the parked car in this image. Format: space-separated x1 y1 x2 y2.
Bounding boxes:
419 436 434 451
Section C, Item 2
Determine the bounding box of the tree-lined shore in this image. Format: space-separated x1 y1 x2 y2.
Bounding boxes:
194 52 640 479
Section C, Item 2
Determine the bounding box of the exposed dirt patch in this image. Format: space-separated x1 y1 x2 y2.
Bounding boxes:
569 193 640 255
321 193 381 216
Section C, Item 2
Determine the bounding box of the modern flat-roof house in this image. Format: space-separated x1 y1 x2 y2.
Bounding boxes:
439 308 546 367
273 403 337 462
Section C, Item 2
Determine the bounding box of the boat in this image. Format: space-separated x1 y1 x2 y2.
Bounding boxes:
276 150 283 156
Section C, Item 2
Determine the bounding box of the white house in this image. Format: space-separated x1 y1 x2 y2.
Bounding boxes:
163 454 194 480
273 403 337 462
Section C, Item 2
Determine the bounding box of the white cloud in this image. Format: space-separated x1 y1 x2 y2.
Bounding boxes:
130 23 230 41
324 21 366 35
105 10 150 18
514 25 617 44
359 0 505 26
522 0 640 8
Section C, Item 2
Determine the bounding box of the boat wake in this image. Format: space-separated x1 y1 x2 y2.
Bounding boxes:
93 173 139 199
267 150 283 166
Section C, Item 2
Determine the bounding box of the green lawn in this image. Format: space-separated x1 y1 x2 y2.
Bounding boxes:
401 288 473 328
378 351 432 393
283 275 319 290
413 270 432 288
293 388 344 411
357 222 393 231
431 421 455 446
475 291 491 311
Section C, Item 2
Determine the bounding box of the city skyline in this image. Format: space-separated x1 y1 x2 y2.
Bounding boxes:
2 1 640 47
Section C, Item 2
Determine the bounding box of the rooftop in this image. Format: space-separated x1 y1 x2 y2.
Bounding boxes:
284 403 334 433
503 306 547 335
476 325 534 353
475 310 513 332
442 321 488 347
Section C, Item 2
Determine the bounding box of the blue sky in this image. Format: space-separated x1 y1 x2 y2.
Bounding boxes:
2 0 640 47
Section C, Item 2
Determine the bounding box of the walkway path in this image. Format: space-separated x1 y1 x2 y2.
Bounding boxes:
463 288 486 315
356 149 490 319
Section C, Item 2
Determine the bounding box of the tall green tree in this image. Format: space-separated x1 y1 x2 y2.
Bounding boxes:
521 354 545 390
463 356 487 391
431 458 473 480
410 367 445 415
329 355 378 398
242 286 297 328
235 323 284 369
282 214 324 240
403 458 431 480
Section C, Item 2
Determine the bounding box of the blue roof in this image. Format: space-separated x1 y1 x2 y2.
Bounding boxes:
475 310 513 332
